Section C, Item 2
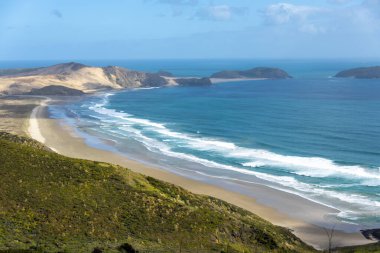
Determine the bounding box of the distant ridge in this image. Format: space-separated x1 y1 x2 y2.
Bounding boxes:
0 62 212 95
335 66 380 79
0 63 294 95
211 67 292 79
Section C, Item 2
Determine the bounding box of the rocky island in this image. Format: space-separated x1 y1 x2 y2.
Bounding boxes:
335 66 380 79
210 67 292 80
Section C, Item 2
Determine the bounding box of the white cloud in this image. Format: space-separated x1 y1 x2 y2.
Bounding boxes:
332 0 380 33
264 3 322 25
262 1 380 35
195 5 246 21
263 3 327 33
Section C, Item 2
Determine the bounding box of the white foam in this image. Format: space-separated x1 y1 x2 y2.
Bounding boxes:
84 93 380 218
116 126 380 211
125 117 165 129
128 114 380 183
154 142 380 212
88 95 380 185
242 161 266 168
89 95 166 130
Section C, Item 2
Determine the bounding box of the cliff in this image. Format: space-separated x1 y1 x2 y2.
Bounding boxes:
335 66 380 79
210 67 292 79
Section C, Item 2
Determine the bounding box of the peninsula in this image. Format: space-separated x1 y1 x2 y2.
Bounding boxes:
0 62 212 95
0 63 292 95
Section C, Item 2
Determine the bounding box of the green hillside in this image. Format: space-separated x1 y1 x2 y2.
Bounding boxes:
0 132 315 253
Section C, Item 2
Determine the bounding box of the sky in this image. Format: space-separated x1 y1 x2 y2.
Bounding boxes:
0 0 379 60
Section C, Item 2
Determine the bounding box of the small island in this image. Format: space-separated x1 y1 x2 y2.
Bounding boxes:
210 67 292 80
335 66 380 79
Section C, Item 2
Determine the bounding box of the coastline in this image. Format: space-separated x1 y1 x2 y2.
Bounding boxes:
26 96 371 250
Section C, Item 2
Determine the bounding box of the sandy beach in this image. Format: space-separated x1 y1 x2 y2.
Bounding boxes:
3 95 371 250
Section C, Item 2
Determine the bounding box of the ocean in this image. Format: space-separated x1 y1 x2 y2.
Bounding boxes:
16 59 380 228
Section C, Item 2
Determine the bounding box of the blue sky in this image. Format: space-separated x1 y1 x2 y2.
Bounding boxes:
0 0 379 59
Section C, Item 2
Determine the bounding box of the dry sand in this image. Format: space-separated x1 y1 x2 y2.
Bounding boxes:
0 96 372 250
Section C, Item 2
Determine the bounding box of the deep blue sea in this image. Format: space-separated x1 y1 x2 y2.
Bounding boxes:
8 59 380 228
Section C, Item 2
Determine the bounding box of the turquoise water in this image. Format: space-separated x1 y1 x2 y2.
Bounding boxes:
42 59 380 228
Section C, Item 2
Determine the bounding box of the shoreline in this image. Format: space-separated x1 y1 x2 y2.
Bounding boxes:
27 96 371 250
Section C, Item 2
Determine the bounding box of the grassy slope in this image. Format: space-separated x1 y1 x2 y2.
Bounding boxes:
0 132 317 253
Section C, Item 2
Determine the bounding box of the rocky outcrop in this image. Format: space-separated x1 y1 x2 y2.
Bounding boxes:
335 66 380 79
211 67 292 79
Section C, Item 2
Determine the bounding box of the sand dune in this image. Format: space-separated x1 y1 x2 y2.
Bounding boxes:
0 62 167 95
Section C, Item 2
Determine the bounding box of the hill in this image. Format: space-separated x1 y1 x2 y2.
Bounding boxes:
0 63 166 95
0 132 316 253
0 63 212 95
335 66 380 79
210 67 292 79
